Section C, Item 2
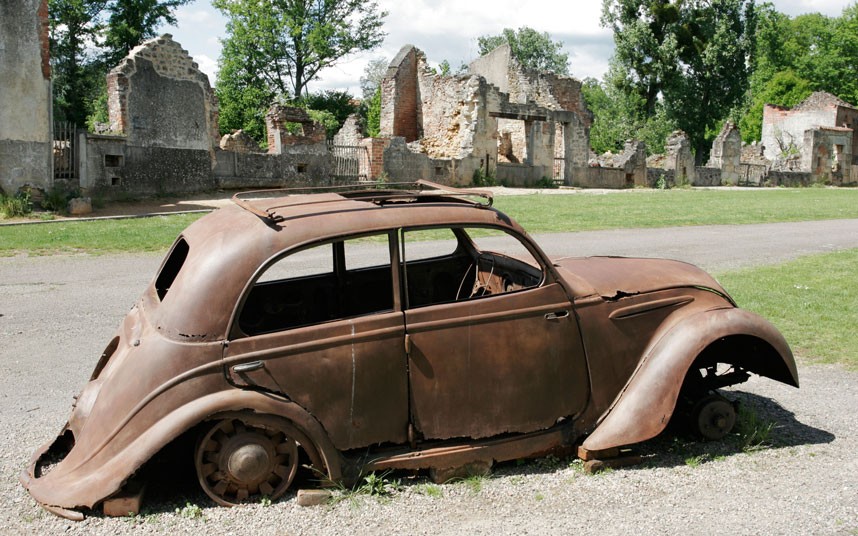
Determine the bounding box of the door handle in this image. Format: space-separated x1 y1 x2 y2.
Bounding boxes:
544 310 569 320
233 360 264 373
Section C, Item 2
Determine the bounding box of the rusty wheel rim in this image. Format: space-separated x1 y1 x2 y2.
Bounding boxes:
195 415 299 506
695 396 737 441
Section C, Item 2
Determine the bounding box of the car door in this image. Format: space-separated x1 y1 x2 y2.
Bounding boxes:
401 226 590 441
223 232 409 451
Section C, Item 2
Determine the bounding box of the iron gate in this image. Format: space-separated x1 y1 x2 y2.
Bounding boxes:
328 142 369 182
53 121 77 181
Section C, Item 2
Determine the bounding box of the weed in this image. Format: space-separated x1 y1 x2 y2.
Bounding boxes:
175 502 204 519
259 496 272 507
0 191 32 218
684 453 711 468
454 474 485 494
472 168 496 187
735 406 775 452
535 176 559 189
567 459 585 473
41 184 80 213
655 175 667 190
330 470 402 505
534 454 563 471
418 482 443 498
534 492 545 501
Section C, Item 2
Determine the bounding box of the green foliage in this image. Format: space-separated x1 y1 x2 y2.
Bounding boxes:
581 77 676 155
602 0 756 159
738 3 858 141
477 26 569 74
49 0 191 126
49 0 109 125
174 502 203 519
41 184 81 212
306 109 339 139
86 87 110 132
359 87 381 138
734 406 776 452
472 168 496 187
102 0 192 66
742 71 812 148
214 0 386 99
296 90 357 129
0 192 33 219
417 482 443 498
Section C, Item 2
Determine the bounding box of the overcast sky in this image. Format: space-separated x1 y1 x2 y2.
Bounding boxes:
162 0 856 96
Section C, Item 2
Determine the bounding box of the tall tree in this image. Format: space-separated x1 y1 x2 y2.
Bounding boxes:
477 27 570 74
49 0 108 125
603 0 756 159
214 0 386 99
102 0 193 66
359 57 388 100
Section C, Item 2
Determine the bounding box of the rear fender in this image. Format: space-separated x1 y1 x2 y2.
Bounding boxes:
21 390 342 513
582 308 798 452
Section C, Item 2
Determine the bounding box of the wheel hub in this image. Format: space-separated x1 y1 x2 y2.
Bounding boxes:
226 439 272 484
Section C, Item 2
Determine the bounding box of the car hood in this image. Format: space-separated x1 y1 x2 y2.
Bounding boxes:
553 256 732 302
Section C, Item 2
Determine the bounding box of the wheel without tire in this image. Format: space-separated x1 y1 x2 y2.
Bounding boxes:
195 414 300 506
693 394 737 441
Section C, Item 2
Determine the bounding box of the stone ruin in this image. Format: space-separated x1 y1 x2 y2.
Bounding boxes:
0 0 52 195
5 21 858 199
379 44 591 186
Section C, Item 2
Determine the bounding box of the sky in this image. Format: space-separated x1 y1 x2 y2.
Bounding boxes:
161 0 856 97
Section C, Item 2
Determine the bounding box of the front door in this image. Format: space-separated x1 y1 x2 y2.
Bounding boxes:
401 227 589 440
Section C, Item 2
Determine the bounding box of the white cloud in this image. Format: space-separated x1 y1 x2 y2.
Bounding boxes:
163 0 856 94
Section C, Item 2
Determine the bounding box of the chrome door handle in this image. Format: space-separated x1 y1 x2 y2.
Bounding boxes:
233 360 264 373
544 310 569 320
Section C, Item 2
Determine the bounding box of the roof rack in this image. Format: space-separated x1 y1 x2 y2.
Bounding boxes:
231 180 493 222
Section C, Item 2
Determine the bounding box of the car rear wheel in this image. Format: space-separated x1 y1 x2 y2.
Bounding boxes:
692 394 737 440
195 414 300 506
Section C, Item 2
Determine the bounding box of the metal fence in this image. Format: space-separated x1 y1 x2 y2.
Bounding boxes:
328 142 369 182
553 158 565 185
738 163 768 186
53 121 77 181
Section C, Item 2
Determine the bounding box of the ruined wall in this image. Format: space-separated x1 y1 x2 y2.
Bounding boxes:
0 0 52 194
835 106 858 165
380 46 421 142
802 127 853 183
107 34 218 150
332 114 363 146
707 122 741 184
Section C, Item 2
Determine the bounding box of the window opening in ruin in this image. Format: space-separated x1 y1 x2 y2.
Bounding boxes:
296 164 307 173
110 176 121 186
104 154 123 167
155 238 189 301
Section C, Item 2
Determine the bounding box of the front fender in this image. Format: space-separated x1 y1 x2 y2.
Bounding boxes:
21 390 342 515
582 307 798 452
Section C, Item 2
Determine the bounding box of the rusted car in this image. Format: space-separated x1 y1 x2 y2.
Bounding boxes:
22 181 798 519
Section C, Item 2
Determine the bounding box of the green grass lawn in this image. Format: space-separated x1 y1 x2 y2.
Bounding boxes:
2 188 858 256
717 248 858 369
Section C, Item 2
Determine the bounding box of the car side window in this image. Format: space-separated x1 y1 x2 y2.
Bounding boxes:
238 234 393 336
401 226 543 308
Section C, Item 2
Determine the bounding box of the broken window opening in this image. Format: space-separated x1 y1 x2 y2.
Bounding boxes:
238 234 394 336
155 238 189 301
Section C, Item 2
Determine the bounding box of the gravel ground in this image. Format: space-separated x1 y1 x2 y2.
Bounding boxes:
2 221 858 535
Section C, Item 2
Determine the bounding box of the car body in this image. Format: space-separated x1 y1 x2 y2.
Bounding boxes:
21 181 799 519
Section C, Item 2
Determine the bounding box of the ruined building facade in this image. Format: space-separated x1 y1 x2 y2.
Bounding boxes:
379 44 592 186
762 92 858 182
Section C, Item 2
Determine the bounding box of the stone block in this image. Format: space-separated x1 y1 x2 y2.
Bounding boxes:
296 489 332 506
68 197 92 216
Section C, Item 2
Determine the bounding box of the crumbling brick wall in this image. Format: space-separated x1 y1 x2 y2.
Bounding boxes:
380 46 421 142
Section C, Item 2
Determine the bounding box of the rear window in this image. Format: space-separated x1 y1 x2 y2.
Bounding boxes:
155 238 189 300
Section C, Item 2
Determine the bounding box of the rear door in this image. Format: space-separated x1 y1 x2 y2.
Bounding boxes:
401 227 590 440
223 232 409 451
